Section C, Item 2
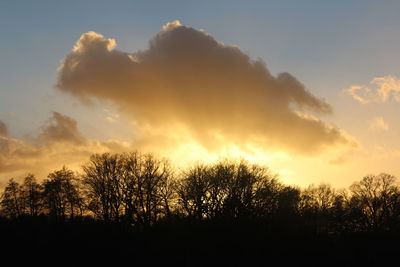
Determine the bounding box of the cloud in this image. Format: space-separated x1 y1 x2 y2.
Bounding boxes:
0 112 131 179
344 85 373 104
57 21 353 155
328 155 348 165
0 121 9 137
368 116 389 131
162 20 182 31
39 112 86 145
104 109 120 123
344 75 400 104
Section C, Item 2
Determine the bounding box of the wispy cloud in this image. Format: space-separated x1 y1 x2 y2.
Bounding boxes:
368 116 389 131
328 155 348 165
344 75 400 104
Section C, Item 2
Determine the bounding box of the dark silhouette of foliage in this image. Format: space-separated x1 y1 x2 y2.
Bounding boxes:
349 173 400 231
20 173 43 216
2 152 400 265
81 153 124 222
42 166 83 219
176 161 284 221
81 152 173 226
0 178 23 218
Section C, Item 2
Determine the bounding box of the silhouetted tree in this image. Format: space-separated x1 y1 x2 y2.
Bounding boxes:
222 161 281 218
3 150 400 244
81 153 124 221
82 152 173 226
276 185 301 216
0 178 23 218
329 189 351 232
130 153 173 226
299 183 339 232
350 173 400 231
300 184 337 213
176 165 211 219
43 167 83 219
20 174 43 216
176 161 282 220
117 152 173 225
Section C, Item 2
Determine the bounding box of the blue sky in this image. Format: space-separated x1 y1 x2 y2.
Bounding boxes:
2 1 400 186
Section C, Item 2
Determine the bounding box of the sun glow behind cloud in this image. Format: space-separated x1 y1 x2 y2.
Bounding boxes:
57 21 354 155
0 21 360 188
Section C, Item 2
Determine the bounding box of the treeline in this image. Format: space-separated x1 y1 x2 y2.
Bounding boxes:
1 151 400 234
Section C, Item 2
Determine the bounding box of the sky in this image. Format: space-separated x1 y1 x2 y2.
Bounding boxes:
1 0 400 188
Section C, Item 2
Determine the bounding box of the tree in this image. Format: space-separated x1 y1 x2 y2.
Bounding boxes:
350 173 400 231
299 183 339 232
176 161 282 220
176 165 211 219
81 153 124 221
276 186 301 216
300 184 337 213
20 174 43 216
128 153 173 226
82 152 174 226
43 167 83 219
0 178 23 218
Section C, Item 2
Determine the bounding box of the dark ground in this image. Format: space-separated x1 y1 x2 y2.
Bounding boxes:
1 216 399 266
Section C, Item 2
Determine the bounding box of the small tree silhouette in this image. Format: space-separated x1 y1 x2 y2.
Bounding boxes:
20 174 43 216
43 166 83 219
350 173 400 231
82 152 173 226
0 178 23 218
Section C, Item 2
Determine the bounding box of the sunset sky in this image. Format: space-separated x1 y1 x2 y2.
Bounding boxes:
1 1 400 188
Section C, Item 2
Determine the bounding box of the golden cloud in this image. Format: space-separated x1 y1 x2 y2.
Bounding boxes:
0 121 9 137
344 75 400 104
57 21 354 156
38 112 87 145
0 113 131 180
368 116 389 131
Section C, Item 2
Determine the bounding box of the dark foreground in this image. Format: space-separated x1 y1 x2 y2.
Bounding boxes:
1 216 399 266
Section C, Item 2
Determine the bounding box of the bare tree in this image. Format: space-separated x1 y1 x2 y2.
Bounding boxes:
126 153 172 226
20 174 43 216
300 184 337 213
350 173 400 230
43 167 83 219
276 185 301 216
176 161 282 220
0 178 23 218
82 153 124 221
82 152 174 226
299 183 339 233
176 165 212 219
